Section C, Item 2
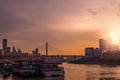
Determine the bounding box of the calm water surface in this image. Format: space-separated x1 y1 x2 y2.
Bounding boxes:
2 63 120 80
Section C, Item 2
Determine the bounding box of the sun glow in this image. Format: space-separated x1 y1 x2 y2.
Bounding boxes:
109 32 120 44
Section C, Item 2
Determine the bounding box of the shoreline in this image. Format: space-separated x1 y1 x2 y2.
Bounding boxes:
68 57 120 65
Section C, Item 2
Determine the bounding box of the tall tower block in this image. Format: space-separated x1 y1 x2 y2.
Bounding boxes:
99 39 107 51
3 39 7 52
46 42 48 56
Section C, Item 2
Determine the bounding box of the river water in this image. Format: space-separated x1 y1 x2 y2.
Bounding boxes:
2 63 120 80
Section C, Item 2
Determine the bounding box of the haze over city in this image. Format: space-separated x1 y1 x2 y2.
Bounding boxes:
1 0 120 55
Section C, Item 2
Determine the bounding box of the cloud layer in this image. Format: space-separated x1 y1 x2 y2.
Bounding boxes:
0 0 120 55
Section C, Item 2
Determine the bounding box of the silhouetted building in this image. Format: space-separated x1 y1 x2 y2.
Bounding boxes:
99 39 107 52
46 42 48 56
6 47 11 53
32 48 39 56
32 50 36 55
0 49 3 55
12 47 16 53
85 47 95 58
18 48 22 54
100 50 120 60
35 48 39 54
3 39 7 53
94 48 101 57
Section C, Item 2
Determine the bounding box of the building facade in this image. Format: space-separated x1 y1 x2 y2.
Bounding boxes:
85 47 95 58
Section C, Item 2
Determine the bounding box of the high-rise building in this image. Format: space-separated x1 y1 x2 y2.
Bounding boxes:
99 39 107 52
3 39 7 52
94 48 101 57
46 42 48 56
12 47 16 53
32 50 35 55
85 47 95 58
18 48 22 54
0 49 3 55
6 47 11 53
35 48 39 54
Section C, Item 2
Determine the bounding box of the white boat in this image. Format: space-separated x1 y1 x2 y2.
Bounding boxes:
36 63 64 77
12 60 64 77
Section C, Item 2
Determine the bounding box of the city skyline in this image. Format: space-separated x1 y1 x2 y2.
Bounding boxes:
1 0 120 55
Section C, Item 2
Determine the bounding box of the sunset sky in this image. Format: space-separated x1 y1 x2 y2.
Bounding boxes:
1 0 120 55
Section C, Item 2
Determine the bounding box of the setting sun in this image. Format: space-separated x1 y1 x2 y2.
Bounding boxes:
109 32 120 44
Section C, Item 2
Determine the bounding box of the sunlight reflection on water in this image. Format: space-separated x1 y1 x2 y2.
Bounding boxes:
2 63 120 80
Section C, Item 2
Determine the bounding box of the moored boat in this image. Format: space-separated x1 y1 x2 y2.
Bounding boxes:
36 63 64 77
12 59 64 77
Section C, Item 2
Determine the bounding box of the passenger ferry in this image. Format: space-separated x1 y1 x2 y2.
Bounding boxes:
36 63 64 77
12 59 64 77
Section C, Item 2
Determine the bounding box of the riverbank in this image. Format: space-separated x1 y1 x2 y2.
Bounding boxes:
68 57 120 65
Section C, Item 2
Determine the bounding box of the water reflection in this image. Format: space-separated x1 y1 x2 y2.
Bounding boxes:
2 63 120 80
2 75 64 80
100 77 119 80
3 75 64 80
86 65 120 80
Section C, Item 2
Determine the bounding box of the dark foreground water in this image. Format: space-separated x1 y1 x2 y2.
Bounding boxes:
2 63 120 80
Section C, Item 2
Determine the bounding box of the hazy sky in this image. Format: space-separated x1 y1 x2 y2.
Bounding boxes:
1 0 120 55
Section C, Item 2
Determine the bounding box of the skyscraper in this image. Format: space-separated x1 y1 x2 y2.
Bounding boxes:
35 48 39 54
3 39 7 52
99 39 107 52
12 47 16 53
46 42 48 56
85 47 95 58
